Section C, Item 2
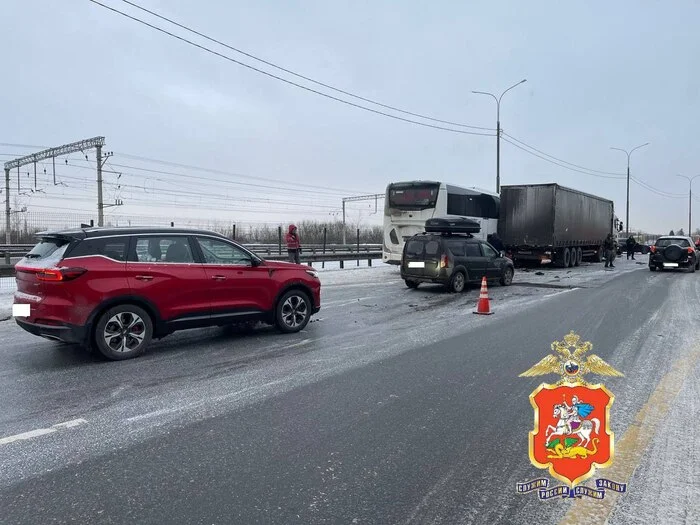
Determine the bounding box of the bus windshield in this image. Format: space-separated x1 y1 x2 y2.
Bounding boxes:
388 183 440 210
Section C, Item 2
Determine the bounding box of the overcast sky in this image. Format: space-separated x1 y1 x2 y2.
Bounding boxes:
2 0 699 233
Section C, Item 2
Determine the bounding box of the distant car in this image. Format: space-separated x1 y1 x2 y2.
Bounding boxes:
13 227 321 360
648 236 699 272
616 237 649 256
401 231 514 292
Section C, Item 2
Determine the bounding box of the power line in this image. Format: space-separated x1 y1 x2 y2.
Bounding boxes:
87 0 493 137
630 176 685 198
62 158 365 198
500 136 626 179
111 152 368 195
118 0 494 132
501 132 626 177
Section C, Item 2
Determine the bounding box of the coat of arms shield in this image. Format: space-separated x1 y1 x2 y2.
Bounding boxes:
520 331 623 489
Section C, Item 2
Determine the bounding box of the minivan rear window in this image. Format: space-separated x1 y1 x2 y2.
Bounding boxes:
406 238 440 256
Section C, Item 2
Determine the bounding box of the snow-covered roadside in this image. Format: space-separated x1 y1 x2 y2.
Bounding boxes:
0 278 14 321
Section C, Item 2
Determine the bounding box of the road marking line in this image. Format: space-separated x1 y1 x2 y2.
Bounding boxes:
282 338 312 349
126 408 179 423
558 349 700 525
51 418 87 429
0 418 87 445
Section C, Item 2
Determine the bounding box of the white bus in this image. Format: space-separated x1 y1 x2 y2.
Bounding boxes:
382 180 500 264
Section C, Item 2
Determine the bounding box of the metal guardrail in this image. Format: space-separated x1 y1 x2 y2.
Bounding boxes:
0 248 383 277
0 243 382 265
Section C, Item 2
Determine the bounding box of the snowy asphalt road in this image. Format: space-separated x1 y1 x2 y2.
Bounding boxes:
1 258 698 524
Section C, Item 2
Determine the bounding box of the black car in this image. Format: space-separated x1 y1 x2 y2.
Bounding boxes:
401 232 515 292
648 236 699 272
616 237 650 256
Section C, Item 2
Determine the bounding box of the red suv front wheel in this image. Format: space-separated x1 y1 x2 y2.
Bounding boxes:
275 290 312 333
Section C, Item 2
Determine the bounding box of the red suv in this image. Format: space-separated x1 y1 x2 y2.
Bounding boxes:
14 227 321 360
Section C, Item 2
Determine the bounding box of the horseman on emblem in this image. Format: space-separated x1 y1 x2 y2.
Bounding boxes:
546 395 599 448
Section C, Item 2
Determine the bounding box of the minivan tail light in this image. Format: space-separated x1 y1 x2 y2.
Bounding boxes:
36 267 87 282
440 254 449 268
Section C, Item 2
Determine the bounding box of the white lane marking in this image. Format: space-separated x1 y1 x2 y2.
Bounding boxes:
282 338 312 349
0 418 87 446
322 280 400 289
324 298 378 309
126 407 180 423
323 295 378 306
51 418 87 429
541 287 580 298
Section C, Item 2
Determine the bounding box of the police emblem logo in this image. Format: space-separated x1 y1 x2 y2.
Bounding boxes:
517 331 628 499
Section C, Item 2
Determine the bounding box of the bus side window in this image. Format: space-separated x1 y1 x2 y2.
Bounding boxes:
447 194 466 215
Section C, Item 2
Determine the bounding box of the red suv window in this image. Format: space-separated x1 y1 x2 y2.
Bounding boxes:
196 237 255 266
132 236 196 263
69 237 129 261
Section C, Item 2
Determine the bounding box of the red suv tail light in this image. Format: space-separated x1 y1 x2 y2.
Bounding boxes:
650 246 656 253
687 247 695 254
440 254 449 268
35 267 87 282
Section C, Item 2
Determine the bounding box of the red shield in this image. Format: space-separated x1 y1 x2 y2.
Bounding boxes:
529 383 614 487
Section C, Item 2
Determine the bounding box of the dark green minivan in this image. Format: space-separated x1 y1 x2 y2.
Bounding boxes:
400 233 515 292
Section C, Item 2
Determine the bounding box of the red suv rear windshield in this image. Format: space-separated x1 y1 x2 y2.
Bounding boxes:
24 238 71 261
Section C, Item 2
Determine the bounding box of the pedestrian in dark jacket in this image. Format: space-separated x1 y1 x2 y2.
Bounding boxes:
487 233 505 253
285 224 301 264
604 233 615 268
626 235 636 260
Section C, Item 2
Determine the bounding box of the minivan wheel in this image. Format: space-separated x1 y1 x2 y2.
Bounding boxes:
275 289 312 333
405 279 419 289
94 305 153 360
449 271 466 293
500 267 514 286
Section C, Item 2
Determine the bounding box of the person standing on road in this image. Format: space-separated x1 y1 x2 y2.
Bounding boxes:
626 235 636 260
604 233 615 268
487 232 505 253
285 224 302 264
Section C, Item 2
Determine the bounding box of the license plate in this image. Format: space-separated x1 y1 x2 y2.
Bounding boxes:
663 262 678 267
408 261 425 268
12 304 30 317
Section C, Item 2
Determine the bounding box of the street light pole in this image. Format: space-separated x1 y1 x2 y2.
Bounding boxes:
677 174 700 235
610 142 649 237
473 79 527 194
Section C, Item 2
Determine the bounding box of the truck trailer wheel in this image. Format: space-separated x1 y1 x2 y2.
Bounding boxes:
594 246 603 263
562 248 572 268
574 247 582 266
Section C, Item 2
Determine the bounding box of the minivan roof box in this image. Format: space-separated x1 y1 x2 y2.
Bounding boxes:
424 217 481 234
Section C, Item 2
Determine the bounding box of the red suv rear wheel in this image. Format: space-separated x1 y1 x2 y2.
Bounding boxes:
94 304 153 360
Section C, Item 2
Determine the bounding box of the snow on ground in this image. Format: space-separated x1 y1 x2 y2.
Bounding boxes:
0 278 14 321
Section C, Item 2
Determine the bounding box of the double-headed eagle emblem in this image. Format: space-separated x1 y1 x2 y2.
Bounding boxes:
519 331 623 385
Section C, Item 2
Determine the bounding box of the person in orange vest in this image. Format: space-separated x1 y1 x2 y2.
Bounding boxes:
285 224 301 264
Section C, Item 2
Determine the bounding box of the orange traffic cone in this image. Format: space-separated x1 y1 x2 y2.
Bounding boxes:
474 276 494 315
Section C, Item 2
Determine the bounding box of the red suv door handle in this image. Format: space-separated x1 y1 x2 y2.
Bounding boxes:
135 275 153 281
211 275 227 281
